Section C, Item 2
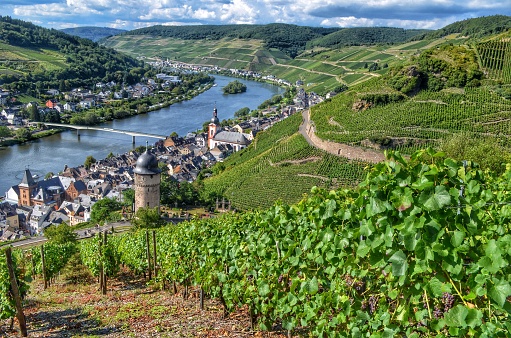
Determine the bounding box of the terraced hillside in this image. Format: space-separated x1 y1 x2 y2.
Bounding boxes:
200 113 369 210
101 25 434 94
310 35 511 163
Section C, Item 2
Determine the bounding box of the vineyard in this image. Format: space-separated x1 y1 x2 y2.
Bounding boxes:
311 38 511 156
4 149 511 336
201 113 368 210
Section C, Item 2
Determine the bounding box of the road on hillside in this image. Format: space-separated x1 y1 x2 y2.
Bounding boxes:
299 109 385 163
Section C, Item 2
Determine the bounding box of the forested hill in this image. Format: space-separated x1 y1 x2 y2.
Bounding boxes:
119 24 427 57
0 16 144 90
61 26 126 42
413 15 511 40
307 27 429 49
118 23 341 57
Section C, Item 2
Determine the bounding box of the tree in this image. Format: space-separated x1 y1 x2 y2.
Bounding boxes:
122 188 134 207
27 104 40 122
84 155 96 170
106 152 115 159
131 207 164 229
223 80 247 94
0 126 12 140
90 197 122 224
44 223 77 245
14 127 32 141
234 107 250 118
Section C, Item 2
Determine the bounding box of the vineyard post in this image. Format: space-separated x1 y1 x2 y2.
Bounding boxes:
200 287 204 310
146 230 152 280
30 252 35 280
102 230 107 295
4 247 28 337
98 232 103 292
40 245 47 289
152 230 157 277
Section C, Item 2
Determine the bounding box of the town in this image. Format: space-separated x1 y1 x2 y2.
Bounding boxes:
0 65 330 242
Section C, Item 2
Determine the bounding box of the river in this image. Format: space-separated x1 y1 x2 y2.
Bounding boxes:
0 75 284 195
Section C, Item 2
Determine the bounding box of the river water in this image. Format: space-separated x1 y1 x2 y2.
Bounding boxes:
0 75 284 195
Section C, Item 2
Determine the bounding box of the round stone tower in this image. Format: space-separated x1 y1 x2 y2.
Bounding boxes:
134 149 161 213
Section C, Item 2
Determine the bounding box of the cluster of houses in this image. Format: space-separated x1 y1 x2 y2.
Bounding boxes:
0 61 336 242
0 73 182 129
0 103 303 241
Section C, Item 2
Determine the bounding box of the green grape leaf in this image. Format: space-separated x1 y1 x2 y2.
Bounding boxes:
444 305 468 327
419 185 451 211
489 278 511 307
388 250 408 276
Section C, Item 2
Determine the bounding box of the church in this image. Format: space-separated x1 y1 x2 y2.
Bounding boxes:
207 107 251 152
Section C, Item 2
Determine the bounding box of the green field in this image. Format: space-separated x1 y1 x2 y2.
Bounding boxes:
102 34 437 94
0 42 67 73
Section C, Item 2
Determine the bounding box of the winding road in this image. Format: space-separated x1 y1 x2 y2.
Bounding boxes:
299 109 386 163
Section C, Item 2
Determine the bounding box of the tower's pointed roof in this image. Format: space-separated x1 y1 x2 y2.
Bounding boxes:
134 149 161 175
210 106 219 125
19 168 36 188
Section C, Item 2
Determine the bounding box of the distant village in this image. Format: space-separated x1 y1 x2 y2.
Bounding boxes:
0 64 334 242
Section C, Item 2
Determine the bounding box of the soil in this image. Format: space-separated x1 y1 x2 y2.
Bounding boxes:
0 270 289 338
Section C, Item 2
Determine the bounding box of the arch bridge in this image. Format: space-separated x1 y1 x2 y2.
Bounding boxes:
41 123 167 144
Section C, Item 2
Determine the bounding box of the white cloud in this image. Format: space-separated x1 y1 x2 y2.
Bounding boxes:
220 0 259 24
5 0 511 30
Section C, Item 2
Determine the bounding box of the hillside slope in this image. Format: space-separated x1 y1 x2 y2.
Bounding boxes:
310 38 511 170
0 16 143 90
61 26 126 42
200 113 369 210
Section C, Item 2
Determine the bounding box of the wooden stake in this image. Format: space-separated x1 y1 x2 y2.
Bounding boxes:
5 247 28 337
102 231 107 295
40 245 47 289
98 233 103 293
200 287 204 310
146 230 152 280
152 230 157 277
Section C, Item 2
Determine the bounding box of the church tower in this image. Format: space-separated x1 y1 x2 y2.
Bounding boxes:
18 168 37 206
134 148 161 213
208 106 219 149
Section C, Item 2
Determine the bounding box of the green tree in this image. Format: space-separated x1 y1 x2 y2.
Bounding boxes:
90 197 122 224
131 207 164 229
14 127 32 141
84 155 96 170
44 223 78 245
122 188 135 207
0 126 12 140
234 107 250 118
223 80 247 94
27 104 40 122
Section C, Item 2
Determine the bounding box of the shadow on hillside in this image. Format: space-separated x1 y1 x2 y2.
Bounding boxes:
26 307 119 337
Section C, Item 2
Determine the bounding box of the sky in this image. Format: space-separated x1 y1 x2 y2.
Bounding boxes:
3 0 511 31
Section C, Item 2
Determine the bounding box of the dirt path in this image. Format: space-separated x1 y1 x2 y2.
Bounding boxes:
299 109 385 163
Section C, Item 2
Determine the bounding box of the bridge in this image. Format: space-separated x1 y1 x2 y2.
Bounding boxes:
42 123 167 144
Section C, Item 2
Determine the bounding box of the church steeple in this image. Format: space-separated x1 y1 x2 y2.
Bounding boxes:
211 105 219 125
19 167 36 188
18 167 37 206
208 105 219 149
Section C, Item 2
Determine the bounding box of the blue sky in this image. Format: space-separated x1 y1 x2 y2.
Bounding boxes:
4 0 511 30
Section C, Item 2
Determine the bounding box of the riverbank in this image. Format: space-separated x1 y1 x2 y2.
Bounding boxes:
0 81 215 149
0 129 62 148
0 75 285 195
